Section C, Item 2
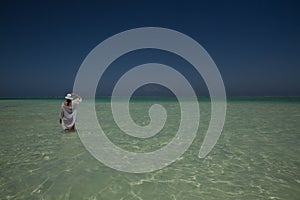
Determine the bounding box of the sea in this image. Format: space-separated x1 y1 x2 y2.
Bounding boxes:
0 97 299 199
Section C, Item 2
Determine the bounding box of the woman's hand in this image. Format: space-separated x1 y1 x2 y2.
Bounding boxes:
72 93 81 99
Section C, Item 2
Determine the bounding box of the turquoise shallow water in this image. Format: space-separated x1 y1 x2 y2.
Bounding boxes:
0 98 299 199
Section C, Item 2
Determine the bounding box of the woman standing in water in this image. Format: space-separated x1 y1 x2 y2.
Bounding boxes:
59 93 82 132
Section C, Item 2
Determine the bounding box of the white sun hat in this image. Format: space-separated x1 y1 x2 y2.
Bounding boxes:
65 93 73 100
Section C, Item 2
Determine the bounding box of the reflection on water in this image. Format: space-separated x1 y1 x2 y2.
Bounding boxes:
0 98 299 199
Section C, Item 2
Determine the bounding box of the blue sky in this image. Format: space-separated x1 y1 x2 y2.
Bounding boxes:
0 0 299 97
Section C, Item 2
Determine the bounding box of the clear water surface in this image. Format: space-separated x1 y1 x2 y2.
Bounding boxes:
0 98 299 199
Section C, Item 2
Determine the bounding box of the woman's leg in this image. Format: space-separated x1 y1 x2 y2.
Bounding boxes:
70 124 75 132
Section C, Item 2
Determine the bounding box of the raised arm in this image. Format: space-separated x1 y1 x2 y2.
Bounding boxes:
72 93 81 99
72 93 82 103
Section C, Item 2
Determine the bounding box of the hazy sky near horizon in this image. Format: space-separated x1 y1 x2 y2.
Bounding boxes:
0 0 299 97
